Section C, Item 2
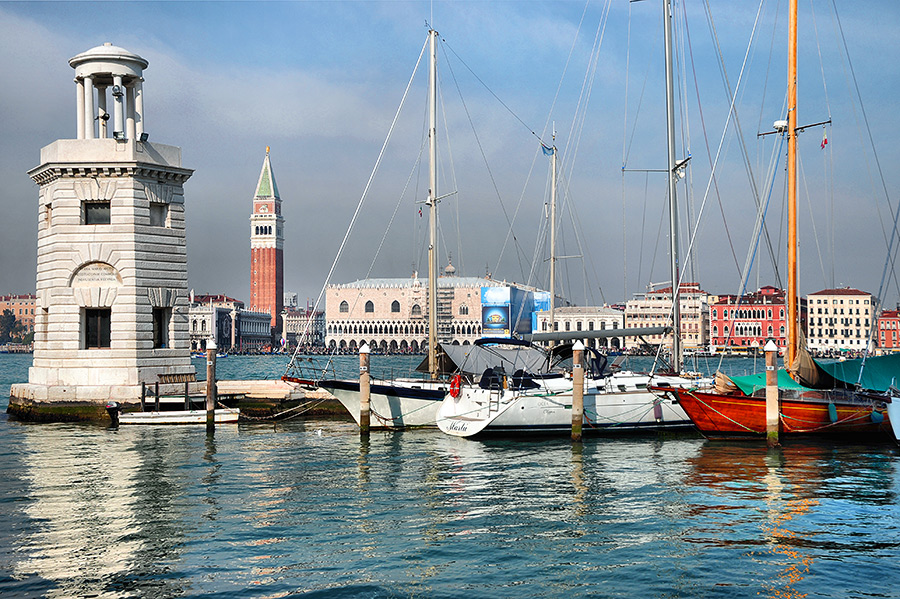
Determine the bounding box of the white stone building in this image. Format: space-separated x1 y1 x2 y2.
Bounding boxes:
624 283 709 351
534 306 626 349
806 287 875 354
11 43 195 412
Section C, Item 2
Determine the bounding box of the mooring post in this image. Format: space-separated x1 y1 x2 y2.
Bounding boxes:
765 339 780 448
206 340 217 431
140 382 146 411
572 341 585 442
184 381 190 410
154 381 160 412
359 343 371 434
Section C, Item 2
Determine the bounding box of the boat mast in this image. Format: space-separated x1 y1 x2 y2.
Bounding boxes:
787 0 799 368
427 28 439 379
663 0 682 373
549 133 557 345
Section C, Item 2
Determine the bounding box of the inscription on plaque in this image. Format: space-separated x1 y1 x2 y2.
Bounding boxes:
71 262 122 288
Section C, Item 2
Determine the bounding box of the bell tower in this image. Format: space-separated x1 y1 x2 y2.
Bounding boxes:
249 148 284 336
10 43 195 416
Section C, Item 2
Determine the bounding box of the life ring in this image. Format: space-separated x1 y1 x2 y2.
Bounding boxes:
450 374 462 398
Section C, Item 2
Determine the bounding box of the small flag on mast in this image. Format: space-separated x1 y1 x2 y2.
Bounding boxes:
541 143 555 156
821 127 828 149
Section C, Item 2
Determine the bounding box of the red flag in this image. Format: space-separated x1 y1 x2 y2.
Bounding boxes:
821 128 828 149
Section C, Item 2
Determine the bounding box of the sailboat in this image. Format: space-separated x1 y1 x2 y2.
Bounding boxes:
652 0 895 440
437 1 711 438
307 29 448 429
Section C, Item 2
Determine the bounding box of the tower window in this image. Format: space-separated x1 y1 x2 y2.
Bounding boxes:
153 308 170 348
84 308 111 348
149 203 168 227
83 201 111 225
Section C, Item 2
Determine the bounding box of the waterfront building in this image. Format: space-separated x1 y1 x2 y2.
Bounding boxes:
534 306 625 350
623 283 709 351
11 43 195 413
249 148 284 337
188 294 242 351
708 286 793 351
325 268 538 352
806 287 874 354
0 294 37 334
187 293 273 352
284 304 325 348
876 309 900 352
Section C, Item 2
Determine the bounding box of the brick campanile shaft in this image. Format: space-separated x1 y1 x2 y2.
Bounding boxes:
249 148 284 338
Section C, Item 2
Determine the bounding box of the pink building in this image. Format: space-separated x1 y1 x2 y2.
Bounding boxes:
708 286 802 350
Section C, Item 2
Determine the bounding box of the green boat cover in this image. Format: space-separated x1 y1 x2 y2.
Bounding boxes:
729 369 812 395
816 353 900 392
729 353 900 395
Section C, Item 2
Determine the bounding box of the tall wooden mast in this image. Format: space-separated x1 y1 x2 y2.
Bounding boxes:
787 0 799 367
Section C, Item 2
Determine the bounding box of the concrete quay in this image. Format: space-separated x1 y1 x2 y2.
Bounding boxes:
8 379 345 423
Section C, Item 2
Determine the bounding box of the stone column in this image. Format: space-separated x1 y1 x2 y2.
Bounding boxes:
112 75 124 136
97 87 108 138
134 80 144 137
126 85 136 140
75 79 85 139
83 76 94 139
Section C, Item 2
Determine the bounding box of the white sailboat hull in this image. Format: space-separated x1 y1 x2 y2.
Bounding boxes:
320 378 446 429
888 394 900 444
437 372 706 437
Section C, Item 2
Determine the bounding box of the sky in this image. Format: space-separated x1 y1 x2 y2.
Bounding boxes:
1 0 899 310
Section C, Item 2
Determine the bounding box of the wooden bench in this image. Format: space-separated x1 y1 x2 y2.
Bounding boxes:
158 373 197 384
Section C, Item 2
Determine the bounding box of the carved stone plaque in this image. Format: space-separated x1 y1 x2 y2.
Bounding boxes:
71 262 123 288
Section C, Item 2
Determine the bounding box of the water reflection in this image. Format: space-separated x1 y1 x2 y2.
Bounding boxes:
12 424 194 598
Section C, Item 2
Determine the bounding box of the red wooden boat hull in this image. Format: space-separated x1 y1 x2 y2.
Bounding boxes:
653 386 891 439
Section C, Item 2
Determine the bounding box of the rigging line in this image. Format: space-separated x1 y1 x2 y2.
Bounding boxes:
681 0 768 304
798 153 829 288
702 0 781 279
538 0 592 144
621 16 660 169
682 1 740 279
637 172 649 293
554 2 611 306
442 47 530 284
808 0 833 121
283 36 429 375
676 0 698 285
622 169 628 301
829 0 900 315
436 68 463 275
622 0 633 171
441 36 546 147
810 0 839 289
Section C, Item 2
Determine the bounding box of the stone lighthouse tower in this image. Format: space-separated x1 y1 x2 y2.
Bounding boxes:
10 43 195 418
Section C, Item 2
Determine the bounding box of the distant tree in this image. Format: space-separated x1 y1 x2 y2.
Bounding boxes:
0 309 15 344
